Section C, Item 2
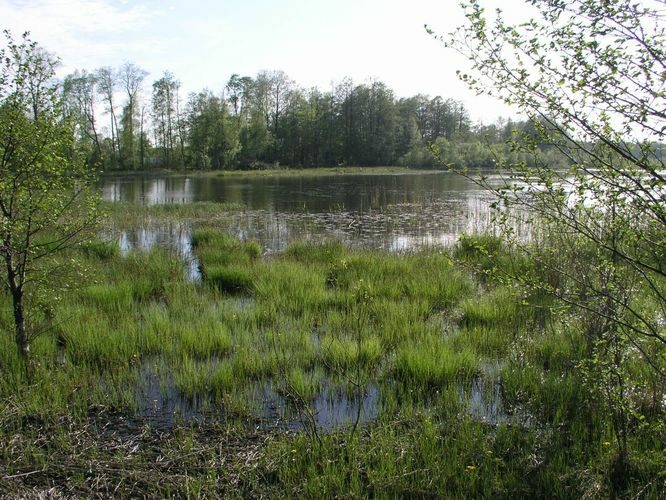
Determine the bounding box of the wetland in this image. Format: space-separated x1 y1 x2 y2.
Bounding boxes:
1 169 663 498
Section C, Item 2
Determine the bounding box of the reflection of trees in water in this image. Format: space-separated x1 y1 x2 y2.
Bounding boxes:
102 177 195 204
101 171 533 256
101 171 495 210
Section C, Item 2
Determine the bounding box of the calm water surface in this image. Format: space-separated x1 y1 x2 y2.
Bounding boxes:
103 171 518 255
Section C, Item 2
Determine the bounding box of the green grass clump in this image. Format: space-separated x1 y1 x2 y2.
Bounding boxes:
529 327 586 371
395 337 477 387
455 233 504 261
178 323 233 358
460 286 526 329
192 228 260 263
191 227 225 247
454 233 532 284
284 240 346 265
452 326 512 357
255 260 331 315
206 265 254 294
80 239 120 260
285 366 324 400
320 334 383 371
193 228 260 294
174 355 210 396
80 282 135 311
210 361 236 396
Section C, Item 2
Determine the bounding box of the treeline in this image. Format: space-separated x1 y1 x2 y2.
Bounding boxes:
63 66 565 171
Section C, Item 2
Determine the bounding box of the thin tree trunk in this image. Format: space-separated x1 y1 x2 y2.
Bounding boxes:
111 107 122 168
176 91 185 168
12 289 29 359
140 106 145 170
128 96 135 170
6 260 29 359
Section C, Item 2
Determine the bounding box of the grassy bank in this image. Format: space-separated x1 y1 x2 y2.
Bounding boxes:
0 212 663 497
100 165 442 179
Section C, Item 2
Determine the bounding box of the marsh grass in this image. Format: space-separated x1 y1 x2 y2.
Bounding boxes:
395 337 478 387
193 227 261 294
0 227 663 498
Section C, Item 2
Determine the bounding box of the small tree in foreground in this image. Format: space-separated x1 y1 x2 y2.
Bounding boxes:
0 31 99 361
441 0 665 480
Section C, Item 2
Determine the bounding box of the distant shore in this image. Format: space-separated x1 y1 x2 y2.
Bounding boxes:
99 165 448 178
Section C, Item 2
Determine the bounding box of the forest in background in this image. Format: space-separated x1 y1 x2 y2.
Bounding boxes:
63 66 567 171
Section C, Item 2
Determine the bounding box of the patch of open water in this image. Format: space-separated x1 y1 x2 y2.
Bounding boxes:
132 359 380 432
129 358 528 433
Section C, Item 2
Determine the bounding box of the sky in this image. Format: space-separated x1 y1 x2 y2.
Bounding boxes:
1 0 528 124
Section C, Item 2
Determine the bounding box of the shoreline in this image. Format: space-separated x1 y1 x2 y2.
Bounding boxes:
99 165 448 179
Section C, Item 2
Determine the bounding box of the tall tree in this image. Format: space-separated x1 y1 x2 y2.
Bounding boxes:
118 62 148 169
152 72 180 167
225 74 254 119
62 70 103 164
266 70 294 137
335 77 355 165
187 90 239 169
96 66 120 168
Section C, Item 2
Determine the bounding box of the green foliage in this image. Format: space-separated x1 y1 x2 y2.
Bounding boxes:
80 239 120 260
65 56 570 172
187 89 240 169
446 0 666 483
0 31 100 359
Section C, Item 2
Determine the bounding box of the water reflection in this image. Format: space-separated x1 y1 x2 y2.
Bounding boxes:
103 172 475 209
103 171 532 274
134 358 379 432
112 222 201 281
460 362 531 426
257 382 380 431
133 354 533 431
226 196 500 253
103 175 196 204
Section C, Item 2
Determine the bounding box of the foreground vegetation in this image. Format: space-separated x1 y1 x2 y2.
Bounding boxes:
0 203 663 498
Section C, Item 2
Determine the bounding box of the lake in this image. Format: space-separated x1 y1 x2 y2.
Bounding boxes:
102 170 515 255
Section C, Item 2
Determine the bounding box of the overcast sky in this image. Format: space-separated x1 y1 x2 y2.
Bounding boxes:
2 0 528 124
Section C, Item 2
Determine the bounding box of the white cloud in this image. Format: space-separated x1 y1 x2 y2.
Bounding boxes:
4 0 149 35
1 0 154 71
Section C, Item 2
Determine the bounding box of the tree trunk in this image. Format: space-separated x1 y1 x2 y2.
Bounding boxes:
128 95 135 170
12 289 29 359
140 106 145 170
6 261 29 359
